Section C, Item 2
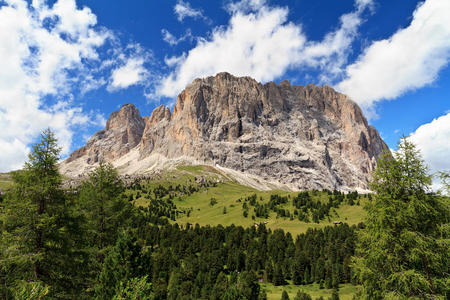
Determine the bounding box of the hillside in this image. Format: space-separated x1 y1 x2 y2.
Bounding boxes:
124 165 367 236
0 173 12 192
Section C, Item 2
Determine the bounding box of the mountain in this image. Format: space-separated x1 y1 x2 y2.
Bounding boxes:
61 72 388 191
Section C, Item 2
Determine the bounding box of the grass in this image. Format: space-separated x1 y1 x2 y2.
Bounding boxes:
0 172 13 191
174 182 367 236
261 282 358 300
126 165 368 236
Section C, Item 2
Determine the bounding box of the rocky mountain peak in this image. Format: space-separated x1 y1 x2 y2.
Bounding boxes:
65 103 145 164
62 73 388 191
106 103 143 130
148 105 171 127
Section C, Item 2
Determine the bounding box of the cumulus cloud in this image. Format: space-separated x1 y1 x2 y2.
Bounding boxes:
174 0 206 22
408 112 450 193
157 0 372 98
106 43 154 91
337 0 450 110
409 112 450 173
109 58 148 90
302 1 373 82
0 0 127 171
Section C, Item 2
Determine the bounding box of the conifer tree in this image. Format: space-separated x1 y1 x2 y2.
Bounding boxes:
167 269 182 300
273 264 285 286
112 276 153 300
293 290 312 300
353 137 450 299
78 162 132 260
259 289 268 300
95 231 151 299
329 289 339 300
0 129 78 296
211 272 228 300
281 290 290 300
238 271 260 300
303 267 310 285
292 263 303 285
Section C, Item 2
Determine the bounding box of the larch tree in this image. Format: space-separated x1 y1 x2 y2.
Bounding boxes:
0 129 74 296
353 137 449 299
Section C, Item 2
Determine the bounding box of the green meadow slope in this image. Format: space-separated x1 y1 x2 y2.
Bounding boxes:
262 282 357 300
126 165 368 236
0 173 12 191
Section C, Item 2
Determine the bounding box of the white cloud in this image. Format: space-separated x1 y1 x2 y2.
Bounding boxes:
107 43 153 91
0 0 112 171
109 58 148 90
174 0 206 22
161 28 193 46
409 112 450 193
337 0 450 110
302 0 373 82
157 0 372 98
226 0 268 13
409 112 450 174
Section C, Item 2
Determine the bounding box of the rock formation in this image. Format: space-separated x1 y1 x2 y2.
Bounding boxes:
61 72 389 191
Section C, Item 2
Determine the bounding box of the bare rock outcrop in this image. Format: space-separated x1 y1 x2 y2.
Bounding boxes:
65 103 145 164
61 73 389 191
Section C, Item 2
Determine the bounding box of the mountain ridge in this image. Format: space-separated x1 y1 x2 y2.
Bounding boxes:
61 72 388 191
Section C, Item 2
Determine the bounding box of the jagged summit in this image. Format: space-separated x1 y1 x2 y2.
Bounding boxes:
61 72 388 191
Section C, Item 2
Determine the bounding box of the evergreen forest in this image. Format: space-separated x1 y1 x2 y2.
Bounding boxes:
0 130 448 300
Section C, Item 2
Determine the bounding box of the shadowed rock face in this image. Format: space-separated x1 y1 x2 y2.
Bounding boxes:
62 72 388 190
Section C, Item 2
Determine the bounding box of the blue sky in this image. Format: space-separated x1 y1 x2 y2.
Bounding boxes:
0 0 449 176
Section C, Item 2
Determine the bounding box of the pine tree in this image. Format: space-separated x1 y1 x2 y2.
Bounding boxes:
95 231 151 299
291 263 303 285
329 289 339 300
78 162 132 260
112 276 153 300
167 269 182 300
211 272 228 300
353 137 450 299
293 290 312 300
238 271 260 300
281 290 290 300
303 267 310 285
259 289 268 300
331 264 340 289
273 264 285 286
265 261 274 282
0 129 79 296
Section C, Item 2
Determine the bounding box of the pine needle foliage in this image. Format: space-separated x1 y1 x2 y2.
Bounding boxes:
0 129 80 297
353 137 449 299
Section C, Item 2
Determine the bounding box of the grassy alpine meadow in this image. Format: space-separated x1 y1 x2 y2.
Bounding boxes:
261 282 358 300
0 172 13 191
127 165 368 236
174 184 367 236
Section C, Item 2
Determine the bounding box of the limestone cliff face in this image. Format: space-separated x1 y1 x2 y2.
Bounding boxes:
62 73 388 190
65 104 145 164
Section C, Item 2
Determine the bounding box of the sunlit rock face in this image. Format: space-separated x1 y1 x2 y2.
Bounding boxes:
62 72 388 191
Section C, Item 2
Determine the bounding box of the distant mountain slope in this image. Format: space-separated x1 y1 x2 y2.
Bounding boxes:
61 72 388 191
